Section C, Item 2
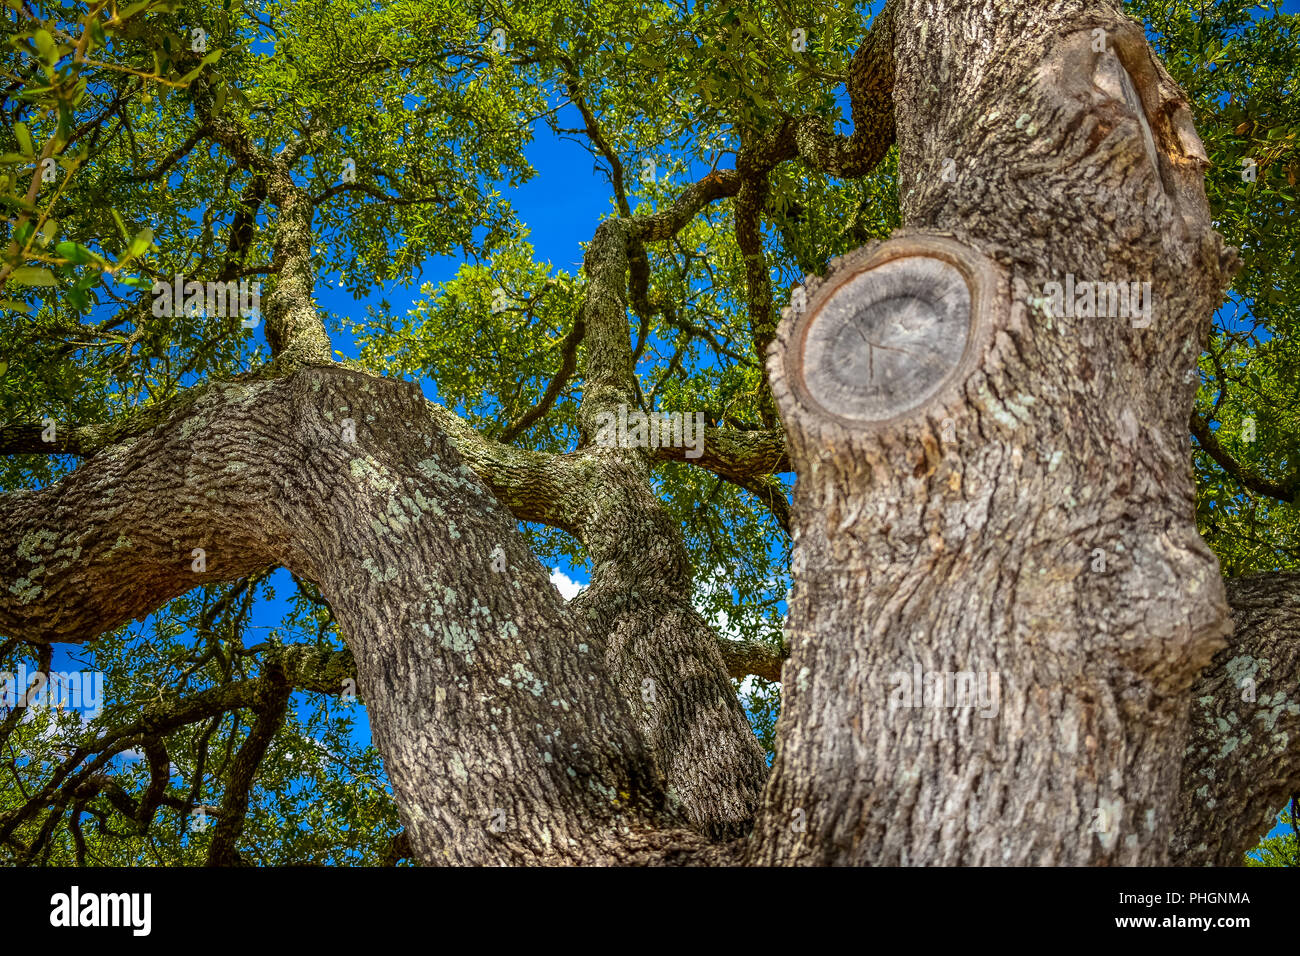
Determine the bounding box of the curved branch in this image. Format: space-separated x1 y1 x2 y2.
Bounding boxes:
206 668 291 866
423 402 583 534
1191 412 1299 503
495 314 586 444
791 0 898 177
309 181 448 207
629 171 742 243
0 366 702 864
650 426 789 480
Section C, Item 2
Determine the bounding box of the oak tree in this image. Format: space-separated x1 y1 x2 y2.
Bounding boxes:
1 0 1297 866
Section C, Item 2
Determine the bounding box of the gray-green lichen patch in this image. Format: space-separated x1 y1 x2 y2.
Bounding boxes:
416 457 449 485
510 661 544 697
1224 654 1260 686
448 750 469 785
216 379 266 408
440 621 476 657
18 529 58 562
397 495 425 522
1254 693 1299 733
383 496 415 532
974 383 1033 431
178 413 209 442
349 456 398 496
54 541 84 569
8 576 41 603
361 557 397 584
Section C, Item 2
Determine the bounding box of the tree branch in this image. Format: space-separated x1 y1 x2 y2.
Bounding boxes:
717 638 786 682
1 366 703 864
629 171 742 243
1172 572 1300 865
791 0 897 177
1190 412 1299 503
649 426 789 481
206 667 291 866
495 314 586 444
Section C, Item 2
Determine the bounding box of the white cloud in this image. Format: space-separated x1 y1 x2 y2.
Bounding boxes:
550 568 585 601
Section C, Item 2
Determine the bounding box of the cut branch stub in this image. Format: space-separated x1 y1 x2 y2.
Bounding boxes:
777 234 1001 436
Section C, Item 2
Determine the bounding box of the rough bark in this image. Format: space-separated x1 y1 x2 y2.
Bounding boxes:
1173 573 1300 866
0 366 713 864
752 1 1238 865
568 219 769 841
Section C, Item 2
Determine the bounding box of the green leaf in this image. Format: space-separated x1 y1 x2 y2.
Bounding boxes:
32 29 56 64
55 241 99 265
8 266 57 286
13 122 33 158
111 209 130 243
118 0 154 19
128 227 154 258
0 193 38 212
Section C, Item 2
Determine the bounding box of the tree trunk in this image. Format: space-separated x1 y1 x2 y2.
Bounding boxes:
752 0 1238 865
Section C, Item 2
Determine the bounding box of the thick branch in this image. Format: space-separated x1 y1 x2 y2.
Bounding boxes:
1172 572 1300 866
0 379 288 644
791 0 897 177
650 426 789 481
734 152 781 426
717 638 786 683
195 82 331 366
629 171 741 243
566 214 769 840
424 402 582 534
0 366 706 864
206 669 291 866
